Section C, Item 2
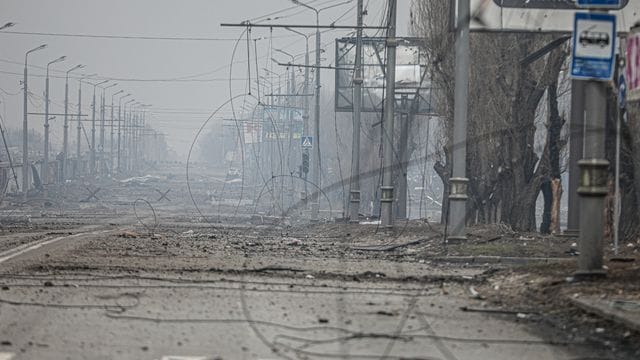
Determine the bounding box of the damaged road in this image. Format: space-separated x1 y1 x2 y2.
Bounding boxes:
0 166 637 360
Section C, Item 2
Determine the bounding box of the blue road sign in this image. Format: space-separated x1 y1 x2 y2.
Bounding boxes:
577 0 622 9
571 12 616 81
301 136 313 149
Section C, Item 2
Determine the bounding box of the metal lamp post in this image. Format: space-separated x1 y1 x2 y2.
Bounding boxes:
117 94 131 173
63 64 83 180
43 55 66 185
285 27 311 201
89 79 109 175
122 98 135 173
290 0 321 220
100 83 117 174
75 73 97 177
23 44 47 200
110 90 124 175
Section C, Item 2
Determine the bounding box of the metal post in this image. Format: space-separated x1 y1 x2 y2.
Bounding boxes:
43 56 65 185
285 27 310 201
99 89 105 174
116 94 130 174
117 101 122 173
311 11 322 221
123 104 128 172
576 80 608 277
380 0 398 228
76 82 82 176
349 0 364 222
63 65 82 180
43 70 50 184
90 86 96 174
22 63 28 199
23 45 47 199
447 0 470 242
63 76 69 180
303 40 310 200
614 82 621 256
110 97 114 174
396 95 410 220
132 109 137 171
567 80 584 234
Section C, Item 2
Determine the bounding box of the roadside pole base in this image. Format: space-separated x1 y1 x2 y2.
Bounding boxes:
573 269 607 281
561 229 579 238
446 236 467 245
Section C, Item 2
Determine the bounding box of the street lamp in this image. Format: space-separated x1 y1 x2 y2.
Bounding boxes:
23 44 47 199
110 89 124 175
290 0 323 220
76 73 97 175
89 79 109 174
285 28 311 185
116 93 131 173
43 55 66 185
289 0 351 219
99 83 117 174
0 22 16 31
121 98 135 173
63 64 83 180
274 48 295 63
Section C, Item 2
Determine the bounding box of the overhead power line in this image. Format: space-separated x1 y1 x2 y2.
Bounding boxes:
0 30 239 42
0 69 250 83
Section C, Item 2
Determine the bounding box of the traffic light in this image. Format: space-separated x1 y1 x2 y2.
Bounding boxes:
302 152 309 174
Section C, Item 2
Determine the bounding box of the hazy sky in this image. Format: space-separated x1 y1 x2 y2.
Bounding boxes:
0 0 412 158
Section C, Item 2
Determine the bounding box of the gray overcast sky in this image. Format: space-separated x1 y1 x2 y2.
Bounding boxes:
0 0 411 158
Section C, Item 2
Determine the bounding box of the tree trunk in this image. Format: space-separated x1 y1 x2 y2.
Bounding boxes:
550 178 562 234
540 180 552 234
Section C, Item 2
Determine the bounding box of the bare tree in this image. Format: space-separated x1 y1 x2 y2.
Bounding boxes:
411 0 569 231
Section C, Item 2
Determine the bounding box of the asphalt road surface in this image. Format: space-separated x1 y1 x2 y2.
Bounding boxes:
0 220 616 360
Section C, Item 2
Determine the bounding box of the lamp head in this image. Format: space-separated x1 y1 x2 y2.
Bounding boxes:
0 22 16 30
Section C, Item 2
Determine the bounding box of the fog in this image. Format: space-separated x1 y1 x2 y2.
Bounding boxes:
0 0 411 159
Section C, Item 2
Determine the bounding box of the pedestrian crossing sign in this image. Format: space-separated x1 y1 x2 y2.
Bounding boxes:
301 136 313 149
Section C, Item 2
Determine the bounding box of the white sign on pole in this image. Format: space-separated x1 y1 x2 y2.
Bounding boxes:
571 12 616 80
301 136 313 149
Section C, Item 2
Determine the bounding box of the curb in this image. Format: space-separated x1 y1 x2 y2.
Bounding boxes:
429 256 574 265
569 296 640 333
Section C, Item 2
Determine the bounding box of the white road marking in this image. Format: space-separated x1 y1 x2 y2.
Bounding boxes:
160 356 208 360
0 352 15 360
0 230 111 265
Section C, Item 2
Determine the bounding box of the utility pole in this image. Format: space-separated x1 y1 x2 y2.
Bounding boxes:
76 80 82 176
349 0 364 222
23 44 47 200
380 0 398 228
75 74 94 177
121 99 134 173
117 94 131 174
111 90 123 175
43 55 65 185
90 80 108 175
396 95 410 219
567 80 584 235
577 82 608 276
311 10 322 221
101 83 117 175
284 27 311 200
447 0 470 242
573 5 617 278
63 64 83 181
